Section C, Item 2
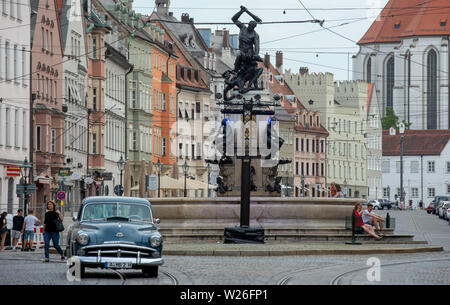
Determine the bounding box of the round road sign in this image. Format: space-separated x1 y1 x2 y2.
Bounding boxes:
57 191 66 201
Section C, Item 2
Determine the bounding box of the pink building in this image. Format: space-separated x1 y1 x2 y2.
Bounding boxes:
30 0 64 212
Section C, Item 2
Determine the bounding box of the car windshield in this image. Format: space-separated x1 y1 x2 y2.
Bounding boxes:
82 202 152 223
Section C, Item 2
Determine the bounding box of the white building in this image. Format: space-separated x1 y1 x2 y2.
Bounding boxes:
60 0 89 209
366 84 383 200
382 130 450 208
353 0 450 130
0 0 30 213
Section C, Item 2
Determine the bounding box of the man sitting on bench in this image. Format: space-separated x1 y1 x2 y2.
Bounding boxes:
362 203 385 233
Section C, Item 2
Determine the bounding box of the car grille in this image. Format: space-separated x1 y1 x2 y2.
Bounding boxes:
81 243 157 259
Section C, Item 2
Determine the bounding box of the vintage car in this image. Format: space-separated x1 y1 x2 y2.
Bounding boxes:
66 197 163 278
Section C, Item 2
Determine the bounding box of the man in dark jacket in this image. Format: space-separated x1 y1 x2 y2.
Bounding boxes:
11 209 24 251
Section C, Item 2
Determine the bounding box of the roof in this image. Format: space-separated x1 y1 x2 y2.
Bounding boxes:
382 129 450 156
359 0 450 45
82 196 151 205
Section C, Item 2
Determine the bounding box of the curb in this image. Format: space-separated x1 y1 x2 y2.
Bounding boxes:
163 246 444 256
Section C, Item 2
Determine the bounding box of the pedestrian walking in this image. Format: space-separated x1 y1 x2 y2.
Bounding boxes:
11 209 24 251
0 212 8 252
43 201 65 262
23 209 40 251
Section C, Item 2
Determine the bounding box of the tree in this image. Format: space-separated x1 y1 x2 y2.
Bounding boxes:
382 107 411 130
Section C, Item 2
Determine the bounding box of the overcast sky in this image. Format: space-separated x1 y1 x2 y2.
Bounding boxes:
133 0 389 80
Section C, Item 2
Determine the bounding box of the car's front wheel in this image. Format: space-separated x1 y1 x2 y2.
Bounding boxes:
142 266 158 278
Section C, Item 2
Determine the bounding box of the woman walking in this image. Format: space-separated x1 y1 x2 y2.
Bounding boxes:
0 212 7 252
43 201 65 262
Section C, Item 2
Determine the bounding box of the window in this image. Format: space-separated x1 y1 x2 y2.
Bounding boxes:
447 162 450 173
17 0 21 20
162 138 166 156
396 161 401 173
10 0 14 17
428 188 435 197
447 185 450 194
36 125 41 151
13 44 17 81
22 112 26 148
295 138 298 151
428 161 435 173
21 47 25 85
295 162 299 175
50 32 53 53
5 40 9 80
132 132 137 151
92 88 97 110
386 56 395 110
92 133 97 154
382 160 390 173
427 49 438 129
51 129 56 153
92 36 97 59
411 188 418 197
366 57 372 83
5 107 10 145
14 110 18 146
410 161 419 173
130 81 136 108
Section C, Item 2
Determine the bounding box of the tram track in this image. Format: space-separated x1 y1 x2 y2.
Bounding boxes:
330 257 450 285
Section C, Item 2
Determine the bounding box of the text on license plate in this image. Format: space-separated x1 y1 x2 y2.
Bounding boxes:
106 262 133 269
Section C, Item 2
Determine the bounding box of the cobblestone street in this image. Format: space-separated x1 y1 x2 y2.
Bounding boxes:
0 210 449 285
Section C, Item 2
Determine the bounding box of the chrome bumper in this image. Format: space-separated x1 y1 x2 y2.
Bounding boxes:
76 255 164 267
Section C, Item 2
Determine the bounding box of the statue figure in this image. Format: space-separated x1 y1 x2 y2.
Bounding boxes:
223 6 263 101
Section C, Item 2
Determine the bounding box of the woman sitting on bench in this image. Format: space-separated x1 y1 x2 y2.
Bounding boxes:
354 203 382 240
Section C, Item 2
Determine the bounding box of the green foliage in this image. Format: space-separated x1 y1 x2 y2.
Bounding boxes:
382 107 411 130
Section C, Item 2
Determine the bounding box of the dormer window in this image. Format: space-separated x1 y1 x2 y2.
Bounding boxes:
440 19 447 27
394 22 401 29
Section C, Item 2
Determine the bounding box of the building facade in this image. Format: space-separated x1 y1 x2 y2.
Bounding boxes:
59 0 89 211
31 0 65 215
0 0 30 213
382 130 450 208
366 84 383 200
353 0 450 130
283 68 370 198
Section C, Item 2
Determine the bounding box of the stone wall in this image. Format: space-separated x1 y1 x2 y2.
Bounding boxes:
149 197 359 221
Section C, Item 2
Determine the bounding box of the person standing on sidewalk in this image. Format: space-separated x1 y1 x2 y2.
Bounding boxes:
0 212 8 252
43 201 65 262
23 209 41 251
11 209 24 251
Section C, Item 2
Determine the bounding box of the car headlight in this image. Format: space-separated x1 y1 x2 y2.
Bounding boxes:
76 232 89 246
150 235 161 248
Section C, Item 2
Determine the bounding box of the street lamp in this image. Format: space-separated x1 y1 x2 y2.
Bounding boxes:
117 155 125 196
182 161 189 197
19 157 32 251
206 163 211 198
155 158 163 198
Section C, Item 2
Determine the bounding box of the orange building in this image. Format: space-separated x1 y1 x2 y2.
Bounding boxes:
150 38 178 165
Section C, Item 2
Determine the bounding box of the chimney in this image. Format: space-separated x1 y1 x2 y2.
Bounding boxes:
222 29 230 48
189 18 194 24
155 0 170 16
300 67 309 75
264 53 270 69
276 51 283 70
181 13 190 23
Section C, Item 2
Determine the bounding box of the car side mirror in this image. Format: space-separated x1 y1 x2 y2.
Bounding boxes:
72 212 78 222
155 218 161 225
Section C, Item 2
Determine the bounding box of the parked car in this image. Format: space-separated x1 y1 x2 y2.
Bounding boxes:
438 201 450 220
367 200 382 210
66 196 163 278
377 199 392 210
430 196 450 215
444 204 450 221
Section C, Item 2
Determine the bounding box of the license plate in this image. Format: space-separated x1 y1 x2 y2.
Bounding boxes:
106 262 133 269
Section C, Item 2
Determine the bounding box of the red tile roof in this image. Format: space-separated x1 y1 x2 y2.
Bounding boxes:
358 0 450 45
382 129 450 156
366 83 374 115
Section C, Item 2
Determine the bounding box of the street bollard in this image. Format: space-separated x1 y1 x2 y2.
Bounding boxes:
386 213 391 228
346 209 361 245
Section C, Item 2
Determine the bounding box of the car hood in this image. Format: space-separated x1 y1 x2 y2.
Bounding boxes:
79 221 159 245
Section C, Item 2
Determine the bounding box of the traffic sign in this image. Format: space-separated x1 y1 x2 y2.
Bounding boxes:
58 168 71 177
114 185 124 196
16 184 36 196
148 174 157 191
84 177 94 185
57 191 66 201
